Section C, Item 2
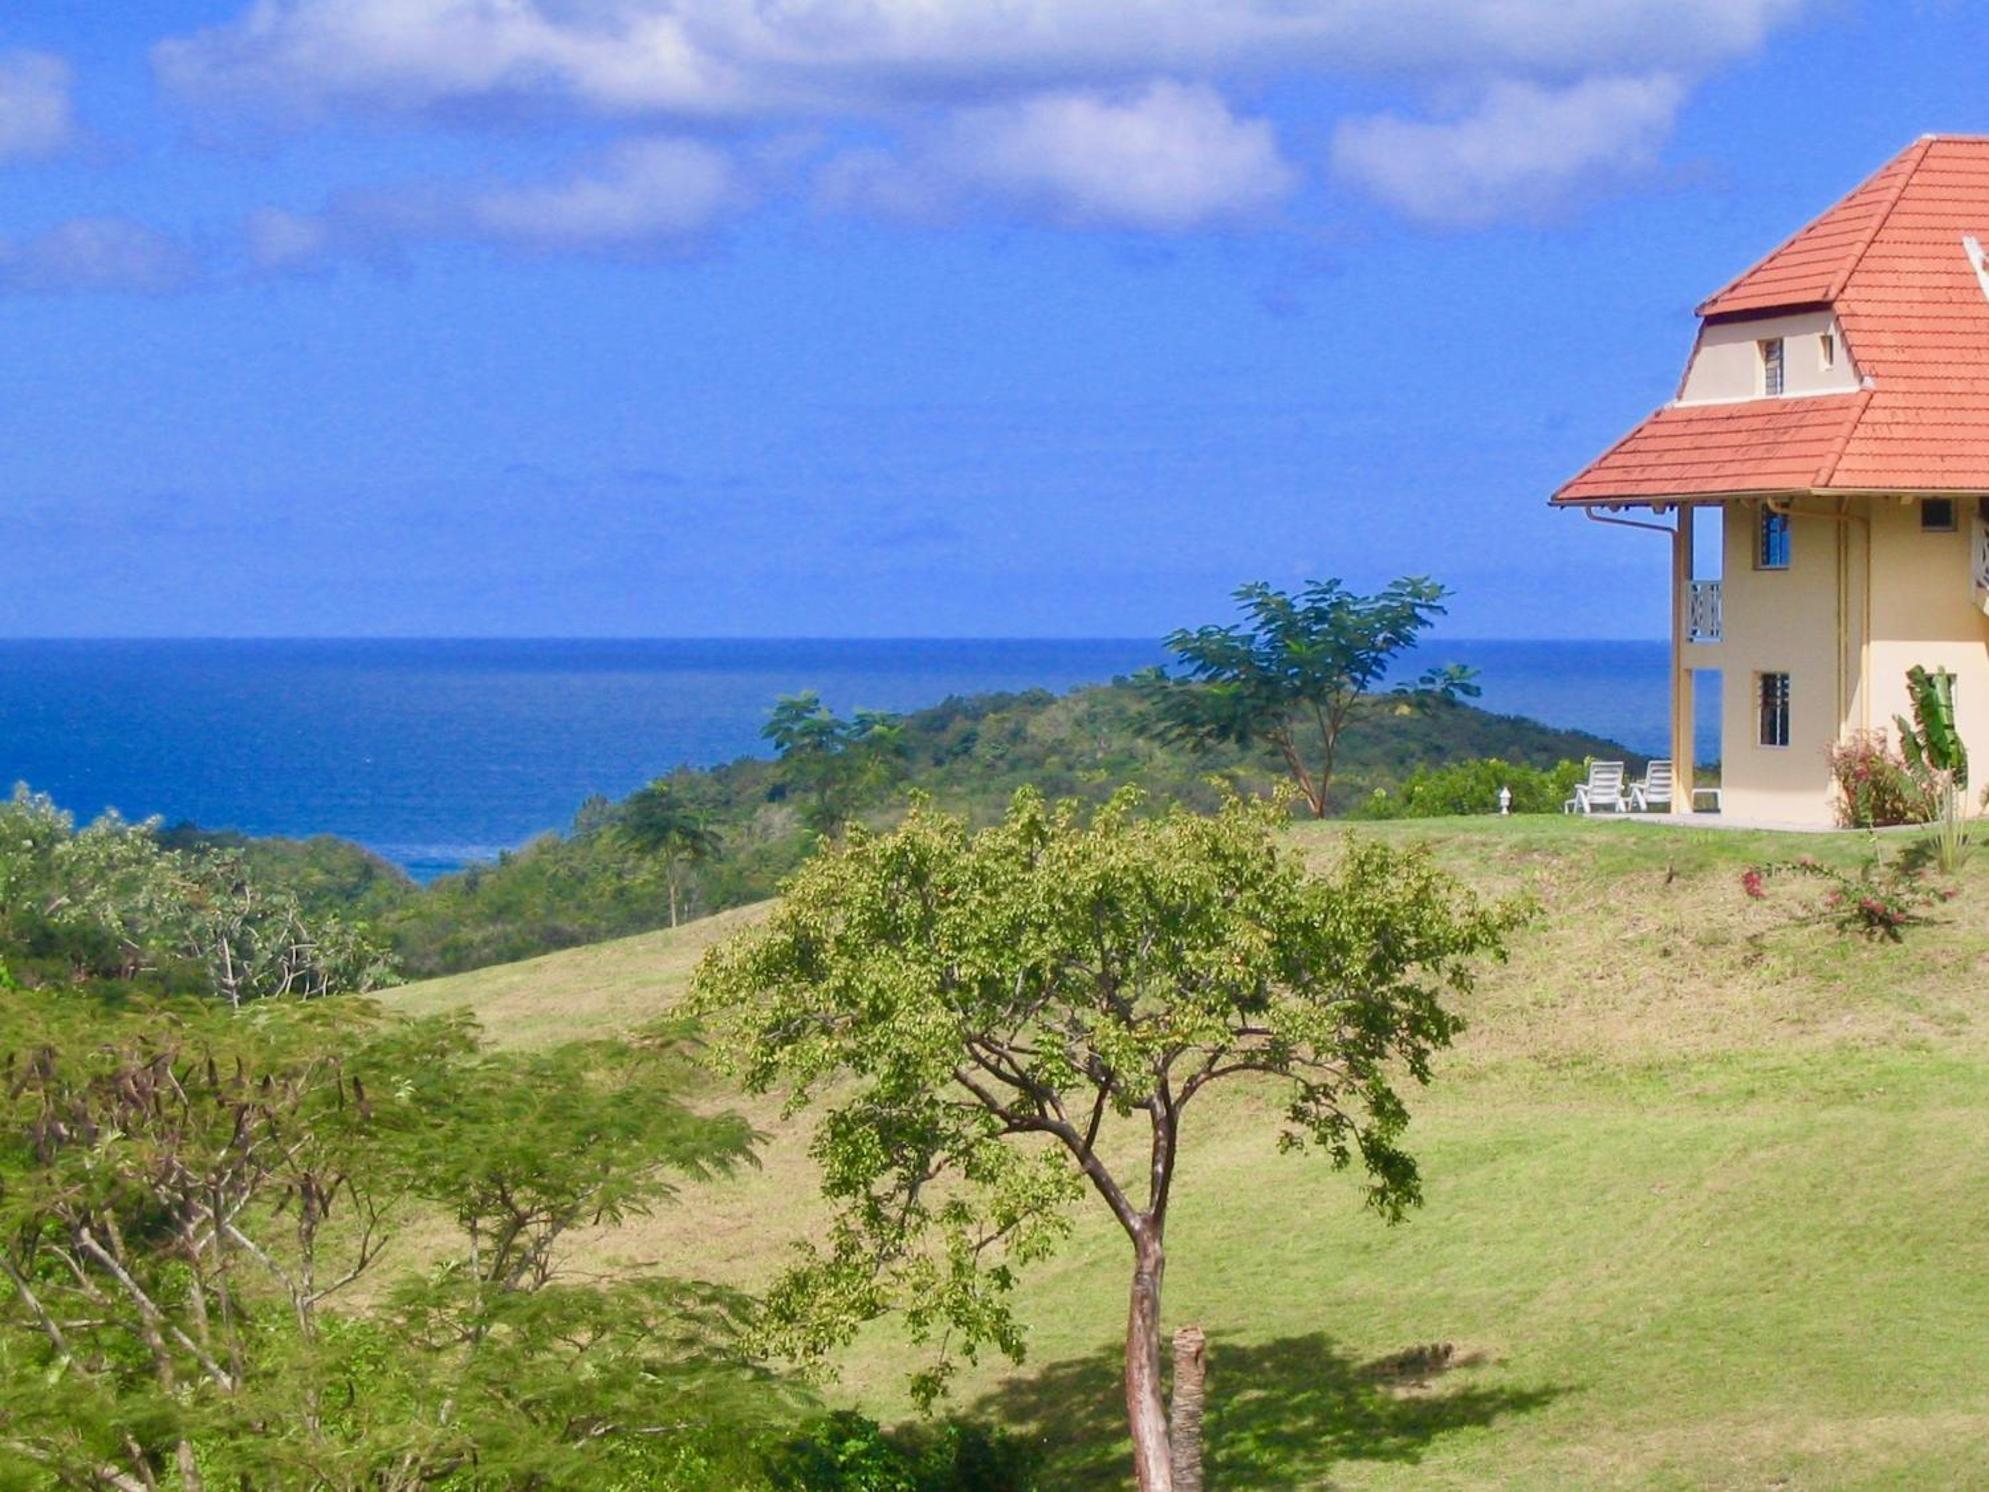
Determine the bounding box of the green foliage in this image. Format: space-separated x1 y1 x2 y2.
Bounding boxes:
144 682 1620 983
619 783 724 864
1135 578 1479 817
1742 840 1955 941
691 788 1521 1437
762 1410 1039 1492
157 823 416 922
1893 666 1973 872
1896 665 1969 788
1354 758 1588 820
765 691 912 834
0 785 397 1002
0 989 779 1489
617 782 725 925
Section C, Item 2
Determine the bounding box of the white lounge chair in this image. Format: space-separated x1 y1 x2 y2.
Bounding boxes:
1630 759 1674 813
1563 761 1628 815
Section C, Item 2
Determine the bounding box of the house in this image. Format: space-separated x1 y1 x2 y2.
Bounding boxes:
1554 134 1989 827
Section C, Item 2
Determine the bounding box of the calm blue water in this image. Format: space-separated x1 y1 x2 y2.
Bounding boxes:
0 638 1702 879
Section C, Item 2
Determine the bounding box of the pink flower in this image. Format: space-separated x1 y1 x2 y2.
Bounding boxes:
1741 869 1766 900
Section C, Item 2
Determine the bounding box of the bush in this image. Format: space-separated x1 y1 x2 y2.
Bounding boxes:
1828 731 1931 828
1353 757 1590 819
761 1411 1038 1492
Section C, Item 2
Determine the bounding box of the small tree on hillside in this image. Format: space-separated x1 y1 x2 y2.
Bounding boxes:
617 782 724 926
691 789 1519 1492
1136 578 1479 817
763 692 909 834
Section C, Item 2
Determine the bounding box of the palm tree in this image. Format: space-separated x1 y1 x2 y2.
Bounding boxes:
616 784 723 927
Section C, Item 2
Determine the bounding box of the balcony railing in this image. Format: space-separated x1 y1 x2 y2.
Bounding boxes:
1687 579 1722 644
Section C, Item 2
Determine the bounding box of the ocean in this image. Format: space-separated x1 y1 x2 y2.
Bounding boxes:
0 638 1703 880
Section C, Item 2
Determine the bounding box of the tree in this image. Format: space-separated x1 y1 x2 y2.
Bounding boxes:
0 992 769 1489
1136 578 1479 817
763 693 909 834
691 789 1520 1491
0 785 395 1002
618 782 725 926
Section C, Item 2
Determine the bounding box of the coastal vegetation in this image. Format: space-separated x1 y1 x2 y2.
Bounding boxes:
0 616 1719 1487
2 775 1979 1484
387 815 1989 1489
136 674 1623 983
0 786 394 1002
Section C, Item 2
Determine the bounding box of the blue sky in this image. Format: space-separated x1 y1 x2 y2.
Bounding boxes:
0 1 1980 639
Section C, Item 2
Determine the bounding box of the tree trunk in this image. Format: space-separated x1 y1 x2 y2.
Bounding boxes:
176 1437 205 1492
1125 1231 1173 1492
1169 1325 1207 1492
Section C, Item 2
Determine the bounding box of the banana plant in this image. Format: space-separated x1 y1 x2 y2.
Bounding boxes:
1896 665 1968 788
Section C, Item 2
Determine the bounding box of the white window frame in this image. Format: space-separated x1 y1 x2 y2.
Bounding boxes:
1760 337 1786 397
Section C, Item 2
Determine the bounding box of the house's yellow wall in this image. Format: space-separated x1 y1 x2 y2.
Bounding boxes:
1677 309 1860 403
1709 498 1856 825
1688 495 1989 825
1864 496 1989 794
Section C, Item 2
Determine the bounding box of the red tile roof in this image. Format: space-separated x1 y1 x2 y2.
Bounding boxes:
1556 392 1871 502
1556 135 1989 504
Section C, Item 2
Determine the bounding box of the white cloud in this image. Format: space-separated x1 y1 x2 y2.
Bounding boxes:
470 138 742 250
0 218 199 296
0 51 76 161
822 81 1294 232
244 206 333 271
247 137 745 272
155 1 1809 119
145 0 1817 243
1332 74 1687 226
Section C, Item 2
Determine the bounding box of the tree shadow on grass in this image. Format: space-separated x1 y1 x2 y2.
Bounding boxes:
968 1333 1562 1490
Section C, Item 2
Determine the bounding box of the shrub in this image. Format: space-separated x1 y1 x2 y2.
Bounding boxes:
1828 731 1931 828
1355 757 1589 819
1742 841 1954 941
761 1411 1038 1492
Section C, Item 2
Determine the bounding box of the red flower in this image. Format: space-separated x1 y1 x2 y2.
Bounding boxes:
1740 869 1766 900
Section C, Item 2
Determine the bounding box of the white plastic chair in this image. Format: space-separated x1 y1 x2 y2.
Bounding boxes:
1630 760 1674 813
1563 761 1628 815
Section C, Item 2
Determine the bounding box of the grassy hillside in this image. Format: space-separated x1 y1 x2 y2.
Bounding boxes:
384 817 1989 1490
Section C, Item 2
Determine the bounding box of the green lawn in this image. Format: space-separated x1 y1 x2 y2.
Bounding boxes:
384 816 1989 1489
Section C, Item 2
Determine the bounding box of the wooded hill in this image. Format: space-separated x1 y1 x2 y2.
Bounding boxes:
184 680 1633 979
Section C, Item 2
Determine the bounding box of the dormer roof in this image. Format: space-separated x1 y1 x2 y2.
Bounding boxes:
1556 135 1989 504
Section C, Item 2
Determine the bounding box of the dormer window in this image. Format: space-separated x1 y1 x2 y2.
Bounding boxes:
1760 337 1785 396
1819 332 1836 370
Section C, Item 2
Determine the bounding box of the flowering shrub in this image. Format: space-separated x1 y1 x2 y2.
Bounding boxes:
1742 843 1953 941
1828 731 1932 828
